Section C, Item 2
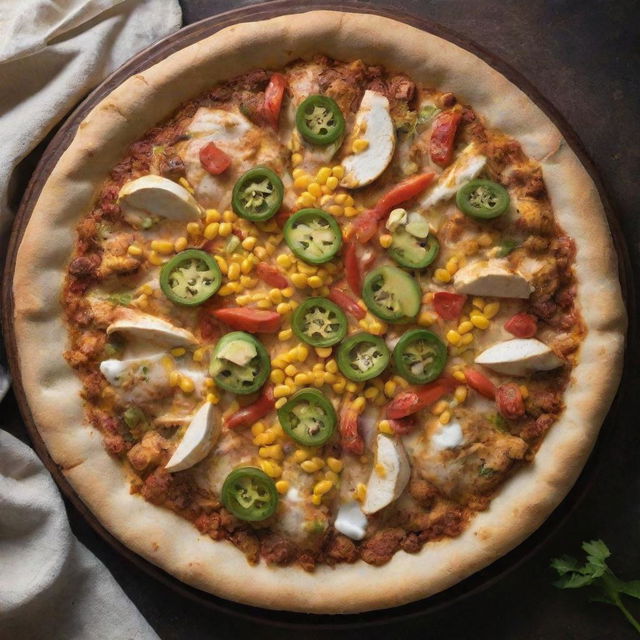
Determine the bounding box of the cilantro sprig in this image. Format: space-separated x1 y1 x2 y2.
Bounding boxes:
551 540 640 634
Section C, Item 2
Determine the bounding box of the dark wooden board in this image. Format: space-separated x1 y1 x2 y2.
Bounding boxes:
2 0 636 632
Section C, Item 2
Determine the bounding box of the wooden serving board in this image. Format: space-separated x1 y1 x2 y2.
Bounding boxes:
2 0 633 627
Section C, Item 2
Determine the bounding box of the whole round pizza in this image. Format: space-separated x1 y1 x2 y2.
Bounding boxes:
11 11 626 613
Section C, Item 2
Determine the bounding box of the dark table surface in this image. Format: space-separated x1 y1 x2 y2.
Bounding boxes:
3 1 640 638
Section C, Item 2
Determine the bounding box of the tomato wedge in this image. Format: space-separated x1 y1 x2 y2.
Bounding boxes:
386 376 456 419
212 308 281 333
353 172 435 243
261 73 287 129
225 386 275 430
199 142 231 175
504 312 538 338
496 383 525 420
433 291 467 321
464 367 496 400
430 110 462 167
256 263 288 289
328 285 366 320
339 397 364 455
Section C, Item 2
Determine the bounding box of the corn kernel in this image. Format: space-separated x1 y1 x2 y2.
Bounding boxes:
259 444 284 461
276 254 293 269
313 480 333 496
327 457 343 473
301 460 319 473
127 244 143 256
291 153 303 168
291 273 308 288
325 175 339 191
293 373 310 386
434 268 452 283
363 386 379 400
446 329 461 345
445 256 459 274
260 459 283 478
275 480 290 494
439 410 452 425
379 234 393 248
226 262 240 281
478 232 493 247
191 347 205 363
453 370 467 383
293 449 311 464
311 457 325 469
218 222 232 237
332 165 345 179
355 483 367 503
308 347 330 359
239 236 255 251
148 251 165 266
483 302 501 319
378 420 394 435
300 192 316 207
140 284 154 296
275 398 287 409
461 333 474 345
186 222 201 237
222 210 235 223
471 314 490 330
375 463 387 477
171 237 187 252
169 370 181 387
275 302 290 315
254 246 267 260
179 177 194 192
316 167 332 184
206 392 220 404
283 364 296 377
472 297 485 309
296 345 310 362
294 175 310 191
458 321 474 334
324 204 341 217
432 400 449 415
170 347 186 358
256 299 273 309
352 396 366 413
202 222 218 240
251 422 266 437
345 382 358 394
352 138 369 153
344 195 355 207
179 376 195 394
334 193 348 205
278 329 293 342
344 206 358 217
205 209 221 223
519 385 529 399
418 311 437 327
332 381 346 394
307 275 323 288
454 386 468 403
325 359 338 374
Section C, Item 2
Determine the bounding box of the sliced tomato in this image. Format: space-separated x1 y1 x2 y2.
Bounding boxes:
199 142 231 175
256 263 288 289
261 73 287 129
386 376 456 419
353 172 436 243
504 312 538 338
339 398 364 455
225 386 275 430
433 292 467 321
328 285 366 320
464 367 496 400
430 110 462 167
212 308 281 333
496 383 525 420
388 416 417 435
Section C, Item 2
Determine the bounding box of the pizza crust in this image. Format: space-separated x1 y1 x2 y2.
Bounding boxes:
11 11 626 613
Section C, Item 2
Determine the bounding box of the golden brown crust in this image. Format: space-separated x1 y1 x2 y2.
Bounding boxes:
12 11 626 612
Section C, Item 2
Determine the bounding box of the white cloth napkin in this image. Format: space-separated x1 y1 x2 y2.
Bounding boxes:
0 1 182 638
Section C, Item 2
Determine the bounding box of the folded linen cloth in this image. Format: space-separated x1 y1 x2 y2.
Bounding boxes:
0 1 182 638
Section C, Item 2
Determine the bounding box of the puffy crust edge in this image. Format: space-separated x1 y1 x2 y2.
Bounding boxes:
12 11 626 613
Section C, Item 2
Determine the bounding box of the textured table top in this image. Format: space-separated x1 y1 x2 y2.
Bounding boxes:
4 1 639 638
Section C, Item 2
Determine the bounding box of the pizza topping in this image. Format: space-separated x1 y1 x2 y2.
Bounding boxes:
118 175 201 222
199 141 231 175
261 72 287 129
159 249 222 306
255 263 288 289
212 308 282 334
453 260 533 298
232 167 284 221
225 385 275 430
429 109 462 167
504 312 538 338
353 172 435 242
334 501 368 541
337 333 390 381
341 90 396 188
362 266 421 323
433 292 467 321
456 179 510 220
292 297 347 347
339 395 364 455
495 383 526 420
327 285 366 320
431 419 464 451
106 310 198 347
295 94 345 146
284 209 342 264
475 338 563 377
278 388 337 446
209 331 270 394
464 367 496 400
387 212 440 270
392 329 447 385
221 467 278 521
362 434 410 515
386 376 456 419
420 142 486 209
165 402 220 472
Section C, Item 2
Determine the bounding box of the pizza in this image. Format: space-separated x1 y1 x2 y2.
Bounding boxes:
11 11 625 613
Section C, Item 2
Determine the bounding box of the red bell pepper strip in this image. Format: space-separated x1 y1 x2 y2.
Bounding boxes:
328 285 366 320
225 386 275 430
212 308 282 334
430 110 462 167
464 367 496 400
386 376 457 419
339 396 364 455
199 142 231 175
433 292 467 321
495 383 525 420
344 239 362 295
504 312 538 338
352 172 436 243
256 263 288 289
261 73 287 129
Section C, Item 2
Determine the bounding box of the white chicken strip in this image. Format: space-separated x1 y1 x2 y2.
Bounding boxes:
475 338 564 376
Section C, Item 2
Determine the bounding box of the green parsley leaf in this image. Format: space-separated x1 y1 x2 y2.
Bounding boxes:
497 239 519 257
